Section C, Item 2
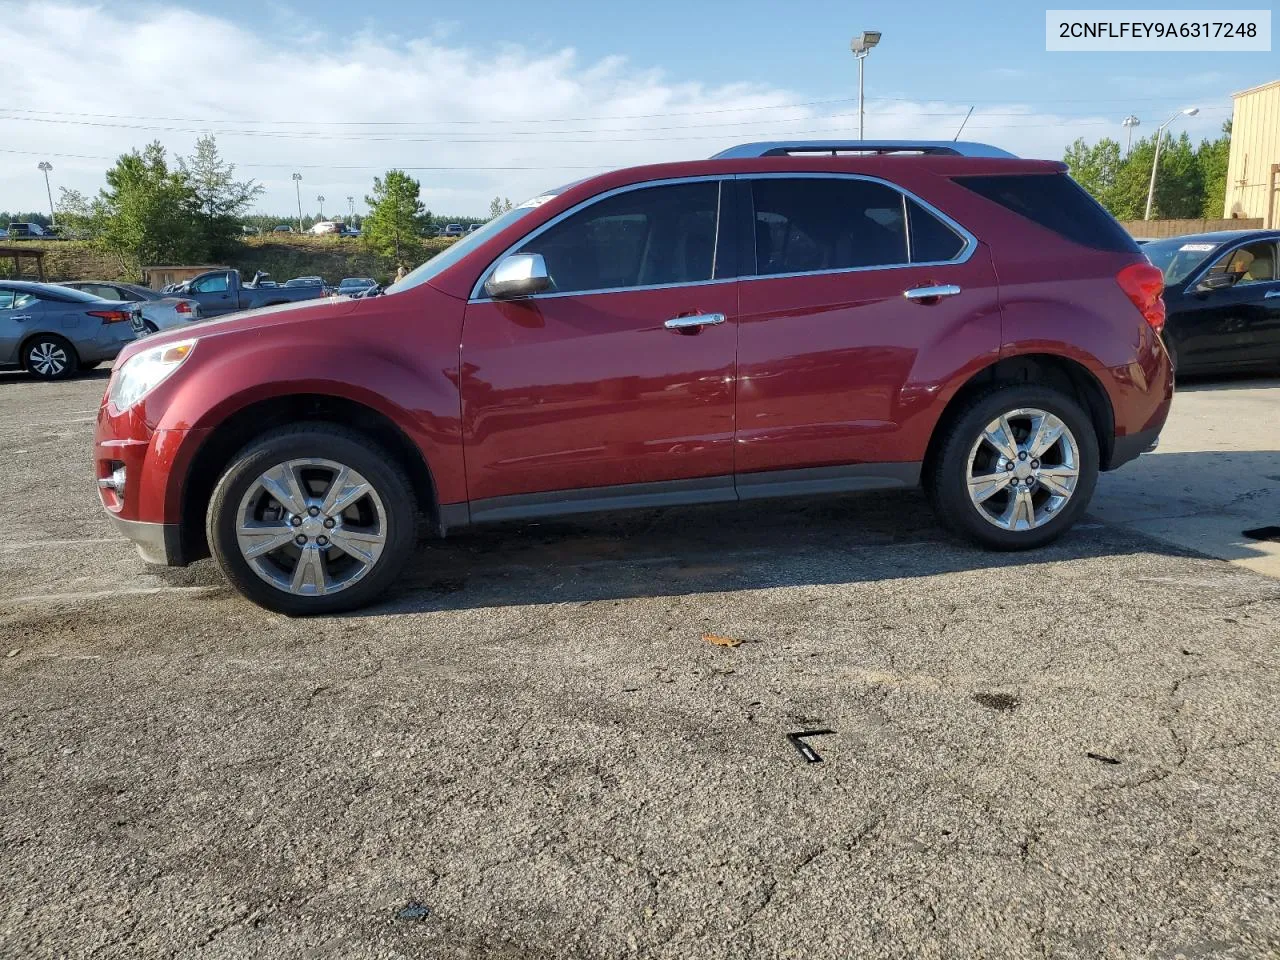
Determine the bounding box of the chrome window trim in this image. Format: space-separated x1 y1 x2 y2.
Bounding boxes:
736 172 976 276
469 175 727 302
468 171 977 303
1183 237 1280 291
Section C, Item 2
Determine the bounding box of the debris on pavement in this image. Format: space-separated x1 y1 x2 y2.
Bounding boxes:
702 632 742 648
972 692 1020 712
395 902 431 921
787 729 835 763
1086 752 1122 765
5 649 19 658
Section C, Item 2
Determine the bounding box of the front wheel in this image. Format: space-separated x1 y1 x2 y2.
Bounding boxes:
206 425 418 615
925 384 1099 551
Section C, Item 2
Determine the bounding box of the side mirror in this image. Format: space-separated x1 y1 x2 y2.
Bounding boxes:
1195 273 1236 294
484 253 550 300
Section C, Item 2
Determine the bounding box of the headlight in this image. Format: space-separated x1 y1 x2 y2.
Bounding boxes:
108 339 197 410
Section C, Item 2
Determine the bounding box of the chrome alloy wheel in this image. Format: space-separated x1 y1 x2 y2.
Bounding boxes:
29 341 68 376
966 408 1081 532
235 459 387 597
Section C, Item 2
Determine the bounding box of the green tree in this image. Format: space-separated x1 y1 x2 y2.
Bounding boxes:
1063 137 1123 210
488 196 514 218
363 170 430 264
178 135 263 258
1196 121 1231 218
76 142 202 271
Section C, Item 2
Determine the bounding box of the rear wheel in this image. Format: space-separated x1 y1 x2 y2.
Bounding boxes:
926 384 1099 550
24 335 79 381
206 424 417 615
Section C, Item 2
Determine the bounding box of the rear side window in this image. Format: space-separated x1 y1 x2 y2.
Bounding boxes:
750 178 908 274
517 181 721 294
954 173 1137 253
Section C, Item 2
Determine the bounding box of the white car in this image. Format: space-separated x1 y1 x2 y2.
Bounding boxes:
60 281 201 335
310 221 343 235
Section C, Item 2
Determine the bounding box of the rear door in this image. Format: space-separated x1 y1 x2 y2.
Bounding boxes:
0 290 40 363
733 174 1001 482
459 178 739 512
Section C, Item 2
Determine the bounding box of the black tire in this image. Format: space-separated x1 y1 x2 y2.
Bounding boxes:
23 334 79 381
143 321 159 335
925 383 1099 551
206 424 418 615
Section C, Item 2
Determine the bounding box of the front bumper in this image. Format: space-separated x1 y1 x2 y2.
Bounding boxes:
104 512 186 565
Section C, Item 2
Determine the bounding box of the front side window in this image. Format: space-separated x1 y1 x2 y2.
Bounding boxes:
192 274 229 294
1205 241 1277 284
750 178 910 275
515 181 721 295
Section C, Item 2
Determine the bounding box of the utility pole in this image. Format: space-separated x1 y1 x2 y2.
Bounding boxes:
347 196 355 220
37 161 55 227
1144 107 1198 220
292 173 303 231
317 195 325 219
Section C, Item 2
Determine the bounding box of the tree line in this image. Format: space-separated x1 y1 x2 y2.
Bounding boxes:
50 136 518 274
1063 122 1231 221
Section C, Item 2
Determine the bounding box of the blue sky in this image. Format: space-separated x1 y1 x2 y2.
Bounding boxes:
1 0 1272 216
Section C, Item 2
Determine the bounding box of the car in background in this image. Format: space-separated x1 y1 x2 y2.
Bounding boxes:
466 223 483 234
337 277 377 297
94 138 1173 614
271 225 293 233
341 225 361 237
168 269 328 317
1 281 138 379
6 222 49 239
1142 229 1280 374
61 281 202 336
284 276 325 288
310 221 342 236
438 223 464 238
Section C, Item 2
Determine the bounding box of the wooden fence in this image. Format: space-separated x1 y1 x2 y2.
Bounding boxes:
1119 218 1263 239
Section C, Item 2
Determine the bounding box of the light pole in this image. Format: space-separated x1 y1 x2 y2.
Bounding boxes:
1144 107 1198 220
291 173 303 231
37 161 55 227
347 196 355 220
1121 115 1140 155
850 30 881 140
317 195 325 219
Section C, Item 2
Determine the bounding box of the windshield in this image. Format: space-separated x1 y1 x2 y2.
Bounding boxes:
1143 238 1221 286
385 187 572 295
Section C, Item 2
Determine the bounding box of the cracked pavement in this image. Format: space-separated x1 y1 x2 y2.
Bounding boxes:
1 370 1278 959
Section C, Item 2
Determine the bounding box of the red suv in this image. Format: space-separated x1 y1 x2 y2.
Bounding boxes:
95 141 1172 614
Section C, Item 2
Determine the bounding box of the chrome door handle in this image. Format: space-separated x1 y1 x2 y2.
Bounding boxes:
1265 290 1280 299
664 313 726 330
11 315 33 322
904 284 962 301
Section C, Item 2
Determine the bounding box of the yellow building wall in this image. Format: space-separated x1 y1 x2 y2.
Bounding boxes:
1225 79 1280 226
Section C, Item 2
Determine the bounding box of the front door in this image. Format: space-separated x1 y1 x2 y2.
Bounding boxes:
734 174 1002 478
460 179 738 515
188 272 236 316
0 290 40 365
1175 239 1280 367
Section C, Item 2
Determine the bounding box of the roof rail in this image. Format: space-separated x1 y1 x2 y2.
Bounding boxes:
711 140 1018 160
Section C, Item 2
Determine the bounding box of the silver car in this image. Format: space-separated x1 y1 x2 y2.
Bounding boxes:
0 281 139 380
61 281 201 335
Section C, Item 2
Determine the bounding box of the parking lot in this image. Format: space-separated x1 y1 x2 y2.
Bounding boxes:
1 371 1278 959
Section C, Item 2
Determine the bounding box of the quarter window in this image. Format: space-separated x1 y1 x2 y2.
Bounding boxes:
0 291 36 310
908 198 966 263
515 181 721 294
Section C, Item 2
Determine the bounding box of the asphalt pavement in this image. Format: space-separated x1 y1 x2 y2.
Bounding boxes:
1 370 1277 959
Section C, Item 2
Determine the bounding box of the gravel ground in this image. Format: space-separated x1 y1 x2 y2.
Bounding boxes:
1 370 1277 959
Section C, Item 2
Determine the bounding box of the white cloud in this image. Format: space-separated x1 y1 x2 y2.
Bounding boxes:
0 3 1233 217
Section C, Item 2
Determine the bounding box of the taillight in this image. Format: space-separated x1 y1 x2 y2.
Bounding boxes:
88 310 132 324
175 301 192 314
1115 262 1166 333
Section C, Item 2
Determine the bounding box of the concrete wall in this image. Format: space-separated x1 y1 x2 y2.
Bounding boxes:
1225 79 1280 225
1120 217 1263 239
